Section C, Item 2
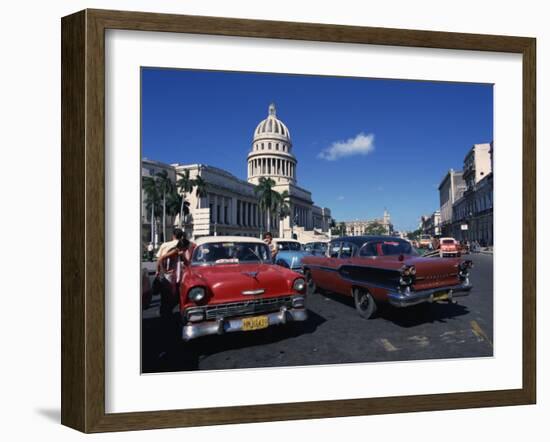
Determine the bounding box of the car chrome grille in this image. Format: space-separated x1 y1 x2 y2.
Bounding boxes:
204 296 293 320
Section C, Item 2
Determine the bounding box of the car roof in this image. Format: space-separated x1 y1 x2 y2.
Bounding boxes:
331 235 407 247
273 238 300 243
194 236 265 246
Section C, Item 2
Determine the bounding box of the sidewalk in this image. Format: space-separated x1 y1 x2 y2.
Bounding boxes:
478 247 493 255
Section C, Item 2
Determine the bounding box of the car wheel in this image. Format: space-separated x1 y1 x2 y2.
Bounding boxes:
305 270 317 295
353 288 377 319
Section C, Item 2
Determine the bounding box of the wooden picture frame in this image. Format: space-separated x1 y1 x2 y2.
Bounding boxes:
61 9 536 433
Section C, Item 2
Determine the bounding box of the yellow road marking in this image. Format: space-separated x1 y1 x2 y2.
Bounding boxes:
380 338 399 352
408 335 429 347
470 320 493 348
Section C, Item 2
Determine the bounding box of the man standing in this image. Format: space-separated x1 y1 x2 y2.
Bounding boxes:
146 242 154 261
156 228 185 261
263 232 277 260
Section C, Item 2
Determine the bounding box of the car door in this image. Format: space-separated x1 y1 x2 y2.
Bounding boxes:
310 240 341 290
317 240 358 294
328 241 358 295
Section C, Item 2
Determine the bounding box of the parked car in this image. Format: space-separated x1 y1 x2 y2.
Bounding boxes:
272 238 312 274
141 267 152 309
439 237 460 257
303 240 329 256
179 236 308 340
302 235 473 319
418 234 433 249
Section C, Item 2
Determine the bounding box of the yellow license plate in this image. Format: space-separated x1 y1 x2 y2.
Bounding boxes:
242 316 269 331
433 292 449 302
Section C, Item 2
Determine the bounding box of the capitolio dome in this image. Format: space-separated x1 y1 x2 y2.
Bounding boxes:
253 103 291 144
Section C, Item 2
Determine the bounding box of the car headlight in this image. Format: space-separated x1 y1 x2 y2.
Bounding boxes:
293 278 306 292
188 286 206 303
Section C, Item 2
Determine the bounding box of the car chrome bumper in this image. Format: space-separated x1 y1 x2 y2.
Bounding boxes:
387 283 472 308
182 307 308 341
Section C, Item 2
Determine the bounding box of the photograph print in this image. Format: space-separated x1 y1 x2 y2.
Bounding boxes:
140 68 494 373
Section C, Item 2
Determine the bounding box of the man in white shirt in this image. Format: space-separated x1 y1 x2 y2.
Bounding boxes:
156 228 185 262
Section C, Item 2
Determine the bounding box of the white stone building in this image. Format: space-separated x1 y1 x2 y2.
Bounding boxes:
142 103 332 241
438 169 466 236
341 210 393 236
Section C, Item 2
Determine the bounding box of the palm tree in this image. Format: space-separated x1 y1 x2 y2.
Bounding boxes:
254 177 278 233
338 222 346 236
176 169 194 228
193 175 208 208
329 218 337 237
142 176 160 245
275 190 291 237
166 190 183 226
155 170 173 242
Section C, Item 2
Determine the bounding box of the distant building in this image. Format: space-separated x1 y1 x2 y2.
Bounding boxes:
341 210 393 236
463 143 492 191
451 142 494 245
438 169 466 236
420 210 441 237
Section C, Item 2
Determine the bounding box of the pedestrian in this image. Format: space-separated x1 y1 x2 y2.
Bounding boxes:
156 238 191 318
156 228 185 260
263 232 277 260
146 242 154 261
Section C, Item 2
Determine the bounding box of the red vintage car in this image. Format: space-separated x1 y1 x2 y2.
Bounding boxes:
302 235 472 319
439 237 460 257
178 236 307 340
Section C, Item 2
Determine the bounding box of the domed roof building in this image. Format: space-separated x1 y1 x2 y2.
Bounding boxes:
248 103 297 186
246 103 331 239
149 103 332 241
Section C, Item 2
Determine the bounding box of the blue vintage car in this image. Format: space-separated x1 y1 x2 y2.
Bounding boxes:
303 241 329 256
273 239 312 273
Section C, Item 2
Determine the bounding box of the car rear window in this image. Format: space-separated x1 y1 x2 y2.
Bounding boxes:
359 240 417 257
442 239 455 244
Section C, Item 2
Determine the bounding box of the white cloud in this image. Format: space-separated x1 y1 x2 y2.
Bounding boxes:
318 132 375 161
337 195 345 201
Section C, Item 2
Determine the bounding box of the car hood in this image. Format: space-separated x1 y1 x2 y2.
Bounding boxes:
276 250 311 267
188 263 301 304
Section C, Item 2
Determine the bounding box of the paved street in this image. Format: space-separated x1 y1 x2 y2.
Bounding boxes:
142 253 493 373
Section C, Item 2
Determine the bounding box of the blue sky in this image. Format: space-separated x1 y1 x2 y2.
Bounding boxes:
142 68 493 231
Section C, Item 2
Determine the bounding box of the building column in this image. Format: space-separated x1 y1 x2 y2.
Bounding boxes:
231 198 237 225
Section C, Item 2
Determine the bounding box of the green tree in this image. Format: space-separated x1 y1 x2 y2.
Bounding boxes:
176 170 194 228
407 228 423 240
254 177 278 233
193 175 208 208
142 176 160 245
275 190 291 237
365 221 387 235
155 170 173 242
166 190 184 225
338 222 346 236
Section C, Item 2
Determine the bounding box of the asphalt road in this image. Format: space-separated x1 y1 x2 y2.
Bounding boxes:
142 252 493 373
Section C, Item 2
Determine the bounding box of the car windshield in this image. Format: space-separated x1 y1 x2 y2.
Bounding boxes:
305 242 327 252
419 235 431 240
192 242 271 265
442 239 455 244
276 241 302 251
359 240 418 257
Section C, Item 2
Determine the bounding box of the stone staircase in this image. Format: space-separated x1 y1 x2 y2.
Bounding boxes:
289 226 330 243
